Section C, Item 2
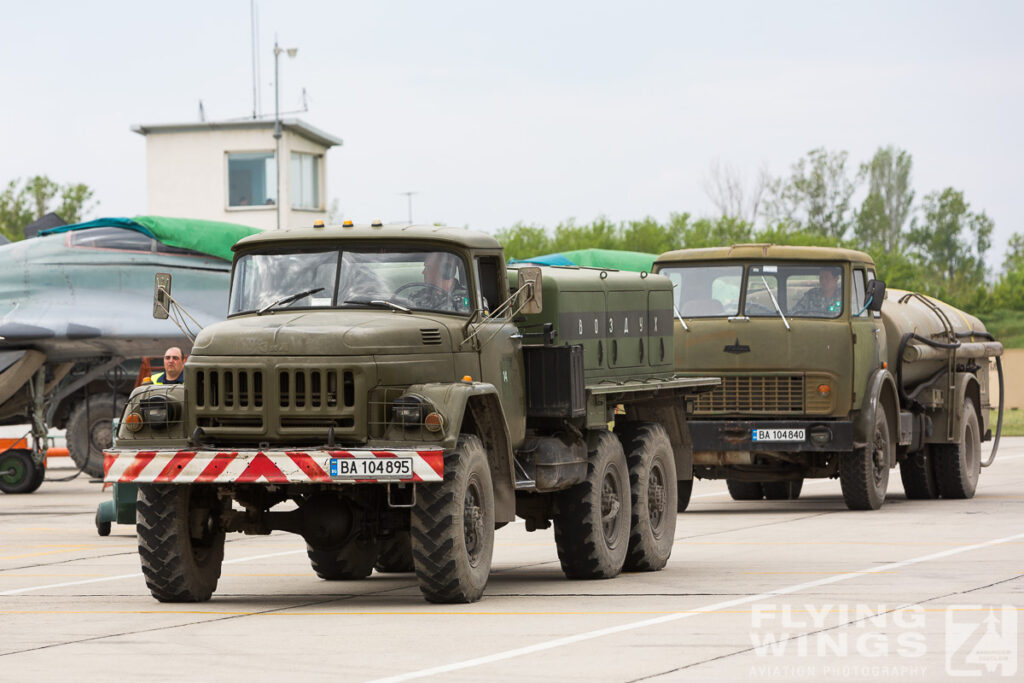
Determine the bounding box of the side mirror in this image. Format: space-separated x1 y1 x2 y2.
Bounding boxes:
517 266 543 315
866 278 886 312
154 272 172 319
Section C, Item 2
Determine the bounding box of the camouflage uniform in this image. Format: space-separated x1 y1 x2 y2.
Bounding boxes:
792 287 842 316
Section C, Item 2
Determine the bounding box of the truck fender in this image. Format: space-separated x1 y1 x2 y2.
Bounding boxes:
953 373 982 438
853 368 900 467
405 382 516 523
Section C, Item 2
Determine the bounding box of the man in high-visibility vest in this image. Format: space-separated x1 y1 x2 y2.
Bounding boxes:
150 346 185 384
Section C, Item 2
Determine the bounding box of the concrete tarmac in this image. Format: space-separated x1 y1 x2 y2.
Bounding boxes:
1 440 1022 682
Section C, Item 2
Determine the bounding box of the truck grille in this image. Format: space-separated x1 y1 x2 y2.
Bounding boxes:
694 375 804 414
195 369 264 408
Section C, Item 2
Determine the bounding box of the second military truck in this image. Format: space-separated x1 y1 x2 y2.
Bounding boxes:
654 244 1002 511
105 223 716 603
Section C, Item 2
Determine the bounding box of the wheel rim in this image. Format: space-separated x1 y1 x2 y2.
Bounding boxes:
647 461 665 535
0 455 26 486
600 467 623 546
188 489 221 564
872 427 888 487
463 475 485 566
964 419 980 483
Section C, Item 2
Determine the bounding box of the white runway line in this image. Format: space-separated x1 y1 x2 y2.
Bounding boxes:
0 549 305 596
369 530 1024 683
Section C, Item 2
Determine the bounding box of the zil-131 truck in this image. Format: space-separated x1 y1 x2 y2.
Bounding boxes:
104 222 717 603
653 244 1003 511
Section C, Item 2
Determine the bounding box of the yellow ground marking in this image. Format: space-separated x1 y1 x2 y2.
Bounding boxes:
0 546 96 560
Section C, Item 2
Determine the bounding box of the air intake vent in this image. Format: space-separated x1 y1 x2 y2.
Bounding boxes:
420 328 443 345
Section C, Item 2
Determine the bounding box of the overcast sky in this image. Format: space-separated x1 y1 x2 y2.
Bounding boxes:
4 1 1022 267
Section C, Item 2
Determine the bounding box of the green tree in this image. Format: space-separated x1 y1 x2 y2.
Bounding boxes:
855 146 914 252
764 148 861 240
494 223 552 260
677 214 754 248
907 188 993 281
550 217 622 252
991 233 1024 310
0 175 96 241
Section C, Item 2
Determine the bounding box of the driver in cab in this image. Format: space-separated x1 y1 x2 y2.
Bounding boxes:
408 252 469 313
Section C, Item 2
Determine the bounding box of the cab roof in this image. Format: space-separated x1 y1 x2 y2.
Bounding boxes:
655 243 875 266
233 223 501 252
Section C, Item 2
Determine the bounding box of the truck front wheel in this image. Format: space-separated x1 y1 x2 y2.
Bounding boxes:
411 434 494 603
136 484 225 602
554 431 630 580
933 399 981 499
619 423 677 572
840 410 891 510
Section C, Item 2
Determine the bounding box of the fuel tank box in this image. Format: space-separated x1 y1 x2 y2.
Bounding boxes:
509 265 674 381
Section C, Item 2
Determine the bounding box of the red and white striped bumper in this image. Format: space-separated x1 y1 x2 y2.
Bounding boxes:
103 448 444 485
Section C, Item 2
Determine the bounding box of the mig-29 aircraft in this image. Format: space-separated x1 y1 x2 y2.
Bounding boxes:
0 216 259 492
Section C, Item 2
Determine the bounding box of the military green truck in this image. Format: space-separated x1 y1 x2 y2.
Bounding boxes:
653 244 1003 511
104 223 717 603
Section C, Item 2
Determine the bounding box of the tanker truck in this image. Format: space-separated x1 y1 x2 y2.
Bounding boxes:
653 244 1003 511
103 222 717 604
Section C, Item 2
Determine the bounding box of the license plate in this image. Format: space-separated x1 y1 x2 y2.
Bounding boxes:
752 428 806 442
329 457 413 478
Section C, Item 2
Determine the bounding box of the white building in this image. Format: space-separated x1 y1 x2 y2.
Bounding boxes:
132 119 343 230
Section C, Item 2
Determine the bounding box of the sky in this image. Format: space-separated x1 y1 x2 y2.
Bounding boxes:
3 1 1023 268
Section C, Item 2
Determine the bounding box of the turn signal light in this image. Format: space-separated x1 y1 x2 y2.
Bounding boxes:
342 220 354 227
817 384 832 397
124 412 144 432
424 412 445 432
461 375 473 383
313 219 325 228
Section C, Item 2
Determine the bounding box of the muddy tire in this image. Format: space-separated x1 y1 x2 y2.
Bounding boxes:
900 446 940 500
934 399 982 499
411 434 494 603
136 484 225 602
68 394 126 478
0 449 39 494
762 479 803 500
619 423 677 572
726 479 764 501
308 536 378 580
677 479 694 512
374 530 414 573
840 410 891 510
554 431 630 580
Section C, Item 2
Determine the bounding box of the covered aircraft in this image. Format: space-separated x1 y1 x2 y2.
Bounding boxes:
0 216 259 491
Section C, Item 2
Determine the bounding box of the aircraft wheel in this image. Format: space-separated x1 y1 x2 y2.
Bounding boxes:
0 449 39 494
68 394 126 478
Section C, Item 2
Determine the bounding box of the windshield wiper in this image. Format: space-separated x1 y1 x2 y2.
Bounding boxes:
257 287 325 315
759 274 791 331
344 298 411 313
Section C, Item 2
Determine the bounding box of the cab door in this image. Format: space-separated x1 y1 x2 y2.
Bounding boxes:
850 265 884 408
474 254 526 448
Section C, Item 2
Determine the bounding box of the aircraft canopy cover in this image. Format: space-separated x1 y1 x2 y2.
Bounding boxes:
39 216 261 261
509 248 657 273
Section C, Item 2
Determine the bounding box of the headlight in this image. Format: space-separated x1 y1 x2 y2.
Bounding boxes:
391 395 426 428
139 395 180 430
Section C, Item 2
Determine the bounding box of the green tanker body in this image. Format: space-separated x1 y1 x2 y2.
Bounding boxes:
654 244 1002 511
105 223 717 604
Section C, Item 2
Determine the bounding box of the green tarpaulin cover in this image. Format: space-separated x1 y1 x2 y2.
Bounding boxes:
40 215 262 261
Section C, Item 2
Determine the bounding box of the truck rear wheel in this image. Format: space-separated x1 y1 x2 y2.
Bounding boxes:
411 434 494 603
554 431 630 580
840 410 890 510
308 536 378 580
68 394 126 479
899 447 939 499
619 423 677 572
726 480 764 501
762 479 803 500
677 480 693 512
136 484 225 602
934 399 981 499
374 530 414 573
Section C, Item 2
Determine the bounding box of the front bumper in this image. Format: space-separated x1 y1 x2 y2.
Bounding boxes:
103 447 444 485
689 419 853 452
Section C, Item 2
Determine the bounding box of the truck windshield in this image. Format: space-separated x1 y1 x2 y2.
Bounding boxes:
229 247 471 316
658 265 742 317
745 264 843 319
